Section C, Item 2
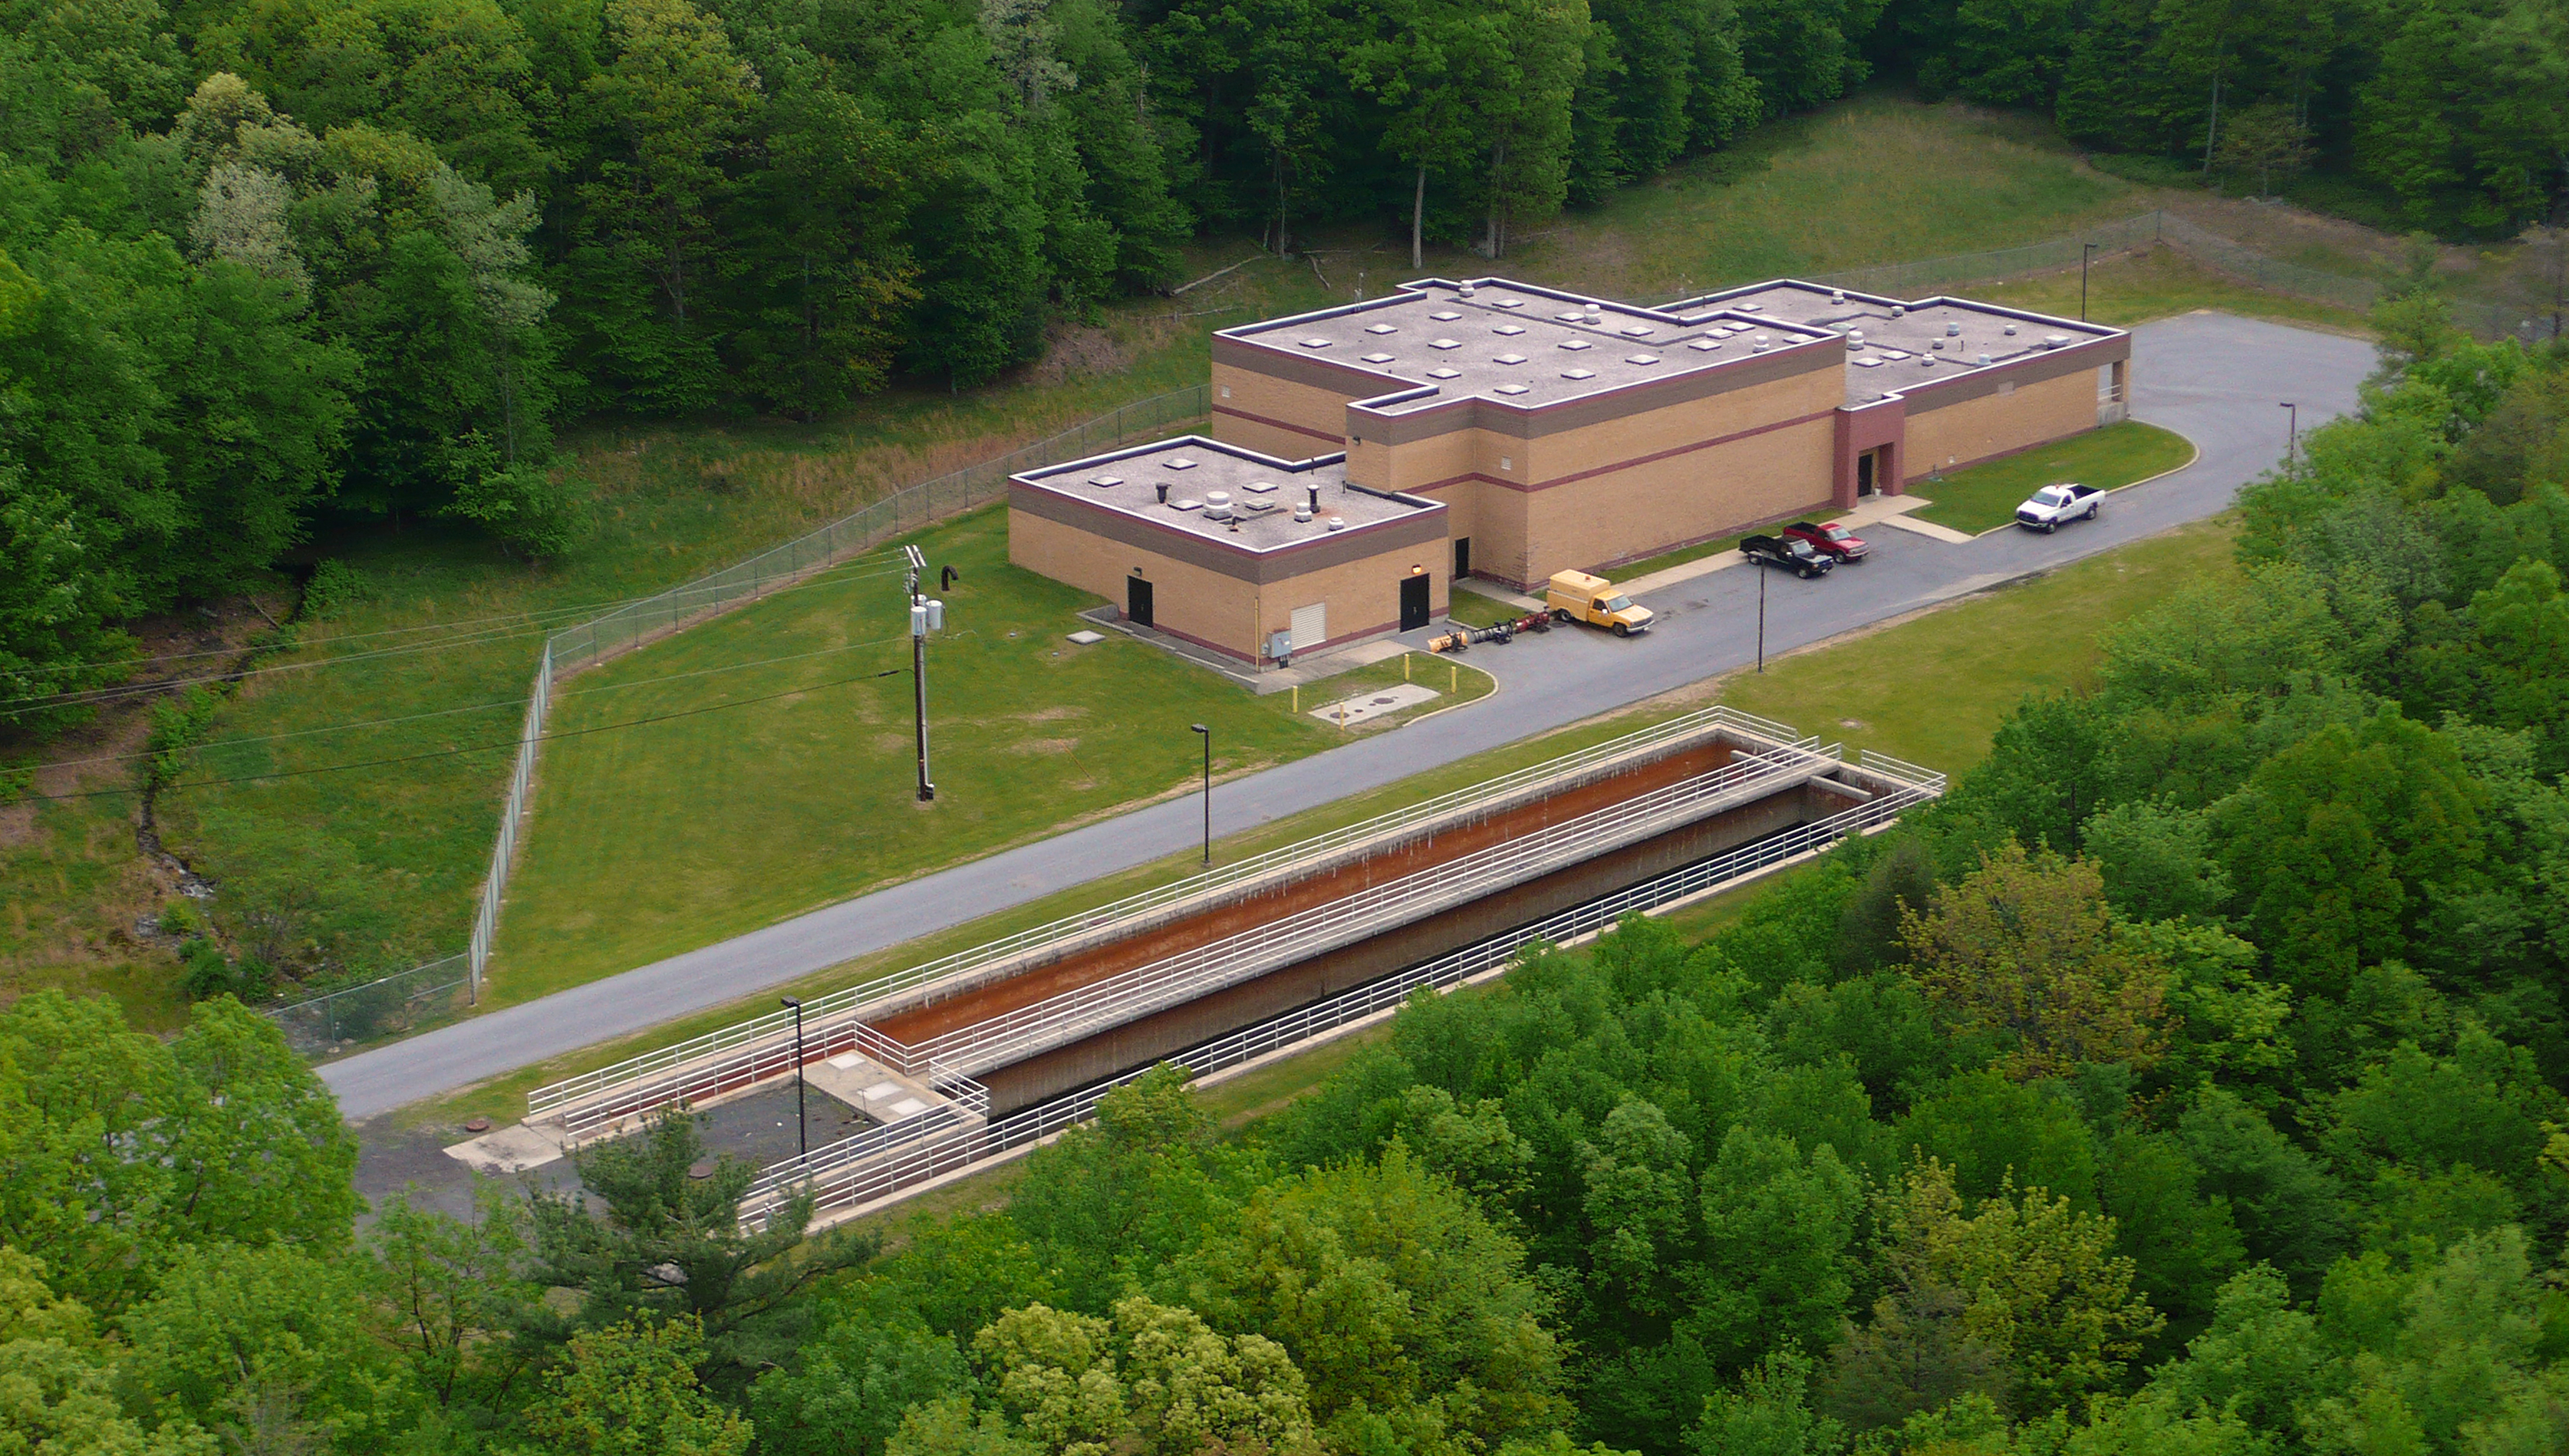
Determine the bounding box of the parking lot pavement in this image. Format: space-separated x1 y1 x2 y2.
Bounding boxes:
323 312 2373 1119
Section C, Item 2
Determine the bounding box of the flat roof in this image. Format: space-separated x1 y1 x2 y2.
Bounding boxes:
1012 436 1435 552
1220 279 1839 414
1670 281 2124 406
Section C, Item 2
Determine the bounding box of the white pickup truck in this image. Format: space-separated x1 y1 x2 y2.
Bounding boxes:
2015 482 2103 532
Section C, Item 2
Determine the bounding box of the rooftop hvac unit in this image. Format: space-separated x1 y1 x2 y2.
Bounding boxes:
1946 321 1961 336
1891 304 1905 317
1326 516 1345 531
1204 490 1232 520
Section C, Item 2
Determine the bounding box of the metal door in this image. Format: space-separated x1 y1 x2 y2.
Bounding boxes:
1126 576 1153 627
1399 574 1431 631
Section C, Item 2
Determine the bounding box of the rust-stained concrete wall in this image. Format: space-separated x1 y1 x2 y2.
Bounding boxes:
974 782 1833 1112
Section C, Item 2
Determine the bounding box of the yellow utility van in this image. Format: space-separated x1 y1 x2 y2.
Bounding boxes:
1545 570 1654 637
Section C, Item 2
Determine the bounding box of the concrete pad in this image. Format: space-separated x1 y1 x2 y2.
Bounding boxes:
885 1097 930 1121
802 1055 894 1112
825 1052 866 1070
1065 630 1105 644
443 1122 565 1173
1876 511 1977 544
1310 682 1440 726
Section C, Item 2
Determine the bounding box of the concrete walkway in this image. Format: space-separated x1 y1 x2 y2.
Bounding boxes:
323 311 2372 1120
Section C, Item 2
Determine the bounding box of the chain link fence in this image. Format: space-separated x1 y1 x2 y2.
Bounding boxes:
545 384 1212 676
271 384 1210 1057
268 955 470 1059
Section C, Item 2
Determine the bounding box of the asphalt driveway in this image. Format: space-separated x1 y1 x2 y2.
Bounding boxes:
324 311 2373 1119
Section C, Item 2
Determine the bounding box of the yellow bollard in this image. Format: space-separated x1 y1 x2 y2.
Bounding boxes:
1292 684 1298 713
1404 653 1411 682
1450 664 1457 691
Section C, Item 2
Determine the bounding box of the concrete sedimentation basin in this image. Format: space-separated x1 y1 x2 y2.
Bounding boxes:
502 705 1942 1229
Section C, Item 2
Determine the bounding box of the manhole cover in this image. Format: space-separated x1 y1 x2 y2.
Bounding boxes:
1372 696 1397 705
687 1159 716 1180
463 1116 492 1134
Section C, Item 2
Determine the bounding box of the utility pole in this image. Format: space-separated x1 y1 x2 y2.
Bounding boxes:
2280 401 2298 467
2081 242 2098 321
904 545 941 802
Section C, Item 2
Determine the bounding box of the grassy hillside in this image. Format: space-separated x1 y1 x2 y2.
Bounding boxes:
8 90 2353 1022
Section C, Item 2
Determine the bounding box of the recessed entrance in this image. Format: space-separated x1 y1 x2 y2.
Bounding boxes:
1453 536 1472 579
1400 574 1432 631
1856 450 1878 497
1125 576 1154 627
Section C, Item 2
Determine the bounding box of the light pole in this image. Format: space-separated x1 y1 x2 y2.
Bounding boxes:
1755 562 1767 674
904 545 942 802
2280 400 2298 467
1189 723 1210 867
779 996 807 1159
2081 242 2098 321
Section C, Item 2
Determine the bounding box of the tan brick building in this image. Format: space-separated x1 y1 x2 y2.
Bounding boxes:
1011 277 2129 665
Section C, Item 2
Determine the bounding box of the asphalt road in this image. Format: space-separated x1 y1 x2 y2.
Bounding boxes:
324 311 2373 1119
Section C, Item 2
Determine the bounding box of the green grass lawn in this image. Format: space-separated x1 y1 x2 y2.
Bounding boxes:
1444 587 1533 627
1606 532 1753 583
1718 515 2237 771
1909 421 2198 535
1968 242 2373 334
41 89 2360 1016
489 506 1494 1001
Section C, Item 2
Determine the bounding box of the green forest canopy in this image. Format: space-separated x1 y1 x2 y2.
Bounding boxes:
5 304 2569 1456
5 0 2566 738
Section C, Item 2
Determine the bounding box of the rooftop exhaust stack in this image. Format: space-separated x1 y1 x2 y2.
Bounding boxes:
1585 303 1602 324
1204 490 1231 521
1155 482 1168 503
1830 288 1846 304
1306 484 1321 515
1846 329 1865 350
1458 282 1476 298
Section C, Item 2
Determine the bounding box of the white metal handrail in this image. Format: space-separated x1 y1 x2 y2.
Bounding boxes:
736 780 1938 1232
530 703 1803 1119
911 743 1839 1074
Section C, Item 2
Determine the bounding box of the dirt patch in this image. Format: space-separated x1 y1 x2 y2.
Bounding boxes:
1011 738 1079 756
1023 706 1087 723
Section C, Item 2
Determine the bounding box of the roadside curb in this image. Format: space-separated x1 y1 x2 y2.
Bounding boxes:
1955 431 2204 539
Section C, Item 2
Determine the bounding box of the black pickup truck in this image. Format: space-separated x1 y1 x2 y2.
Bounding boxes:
1739 534 1837 579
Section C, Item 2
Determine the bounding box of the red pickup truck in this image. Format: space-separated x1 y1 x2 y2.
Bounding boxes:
1783 520 1871 562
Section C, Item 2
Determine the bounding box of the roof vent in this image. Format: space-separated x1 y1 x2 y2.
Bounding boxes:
1362 351 1395 364
1584 303 1602 324
2044 334 2070 349
1626 354 1659 365
1204 490 1232 520
1171 497 1203 511
1929 338 1943 351
1494 298 1523 308
1088 474 1123 487
1831 288 1846 304
1365 322 1398 334
1155 482 1168 503
1430 310 1463 321
2004 323 2018 336
1427 367 1461 379
1558 338 1592 351
1891 304 1905 318
1163 456 1198 470
1429 338 1462 351
1738 302 1763 312
1495 383 1529 395
1458 282 1476 298
1299 337 1331 348
1294 501 1312 522
1243 480 1276 493
1307 485 1321 513
1495 352 1527 365
1326 516 1345 532
1919 354 1936 367
1978 353 1991 366
1945 321 1961 337
1494 323 1525 335
1622 324 1654 337
1846 330 1865 350
1561 367 1596 380
1244 498 1274 512
1688 338 1721 351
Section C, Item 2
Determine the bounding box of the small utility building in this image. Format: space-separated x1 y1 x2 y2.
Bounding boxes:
1009 277 2128 665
